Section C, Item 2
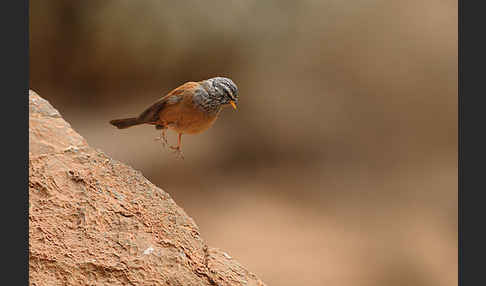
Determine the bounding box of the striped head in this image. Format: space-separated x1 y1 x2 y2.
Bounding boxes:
205 77 239 110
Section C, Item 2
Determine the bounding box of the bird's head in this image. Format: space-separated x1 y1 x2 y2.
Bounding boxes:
209 77 239 110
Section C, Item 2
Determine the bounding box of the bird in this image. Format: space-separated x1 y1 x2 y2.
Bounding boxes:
109 77 239 159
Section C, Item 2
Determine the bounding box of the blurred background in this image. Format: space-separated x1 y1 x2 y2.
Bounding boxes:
30 1 457 285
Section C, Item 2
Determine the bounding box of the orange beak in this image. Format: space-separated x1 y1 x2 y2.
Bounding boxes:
230 101 237 110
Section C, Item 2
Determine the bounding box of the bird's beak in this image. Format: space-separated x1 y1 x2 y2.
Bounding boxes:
230 101 237 110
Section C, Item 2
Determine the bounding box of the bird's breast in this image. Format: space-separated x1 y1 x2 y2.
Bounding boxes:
159 100 220 134
176 110 219 134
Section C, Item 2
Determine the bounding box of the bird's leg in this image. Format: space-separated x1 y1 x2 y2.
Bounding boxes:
161 128 168 147
154 126 169 148
169 133 184 160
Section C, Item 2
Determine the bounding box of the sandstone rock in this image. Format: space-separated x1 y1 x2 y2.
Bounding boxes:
28 90 266 286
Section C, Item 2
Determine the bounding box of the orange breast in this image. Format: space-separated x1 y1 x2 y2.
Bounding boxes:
157 92 220 134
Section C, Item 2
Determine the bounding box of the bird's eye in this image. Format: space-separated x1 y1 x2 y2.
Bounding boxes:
222 88 233 100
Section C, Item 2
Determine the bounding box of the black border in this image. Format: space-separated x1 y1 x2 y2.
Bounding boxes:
459 0 486 285
3 0 29 284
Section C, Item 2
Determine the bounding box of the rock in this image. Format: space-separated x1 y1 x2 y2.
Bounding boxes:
28 90 266 286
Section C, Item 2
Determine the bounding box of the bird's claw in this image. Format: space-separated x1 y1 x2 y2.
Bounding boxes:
154 132 169 148
154 136 168 148
169 146 184 160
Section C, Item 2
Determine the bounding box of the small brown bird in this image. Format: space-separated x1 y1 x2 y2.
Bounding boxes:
109 77 239 159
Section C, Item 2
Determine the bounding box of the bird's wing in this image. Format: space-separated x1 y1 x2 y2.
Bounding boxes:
136 82 200 123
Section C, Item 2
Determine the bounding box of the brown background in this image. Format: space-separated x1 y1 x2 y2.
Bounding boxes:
30 1 457 285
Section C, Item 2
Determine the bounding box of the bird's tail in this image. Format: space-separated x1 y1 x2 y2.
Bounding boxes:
109 117 143 129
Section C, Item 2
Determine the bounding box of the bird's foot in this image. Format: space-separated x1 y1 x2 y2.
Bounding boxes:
154 131 169 148
169 145 184 160
154 136 167 148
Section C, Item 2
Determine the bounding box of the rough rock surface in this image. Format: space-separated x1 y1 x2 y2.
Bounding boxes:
28 90 266 286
